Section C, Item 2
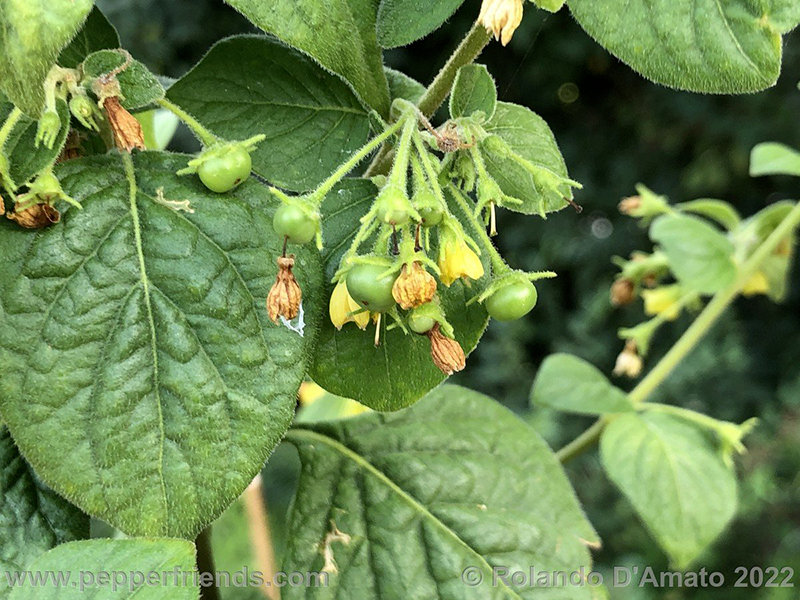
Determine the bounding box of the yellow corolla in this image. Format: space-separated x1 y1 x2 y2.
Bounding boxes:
741 271 770 297
641 285 683 321
329 280 370 330
478 0 524 46
438 237 484 286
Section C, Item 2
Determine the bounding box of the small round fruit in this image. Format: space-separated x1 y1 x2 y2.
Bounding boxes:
408 312 436 334
198 146 252 193
378 204 410 227
273 204 317 244
346 264 397 312
485 280 538 321
418 205 443 227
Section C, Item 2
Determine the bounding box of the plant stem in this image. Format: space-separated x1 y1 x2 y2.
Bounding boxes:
0 107 23 151
556 201 800 463
195 527 221 600
243 475 280 600
364 21 491 177
448 183 509 273
417 21 492 118
157 98 219 146
555 418 609 463
313 118 404 200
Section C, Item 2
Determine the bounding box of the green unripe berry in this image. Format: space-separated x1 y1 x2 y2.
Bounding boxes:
198 145 252 193
346 264 397 313
408 311 436 334
485 280 538 321
273 204 317 245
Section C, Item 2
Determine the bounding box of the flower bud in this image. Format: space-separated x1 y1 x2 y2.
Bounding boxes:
267 255 302 324
69 93 101 131
392 262 437 309
610 278 636 306
7 204 61 228
478 0 524 46
102 96 145 152
613 340 643 378
618 185 670 219
35 110 61 149
427 324 466 375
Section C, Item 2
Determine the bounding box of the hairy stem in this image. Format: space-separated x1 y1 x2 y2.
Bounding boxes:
365 21 491 177
244 475 279 600
157 98 219 146
417 21 492 118
448 183 509 273
0 107 23 151
556 201 800 463
314 119 405 200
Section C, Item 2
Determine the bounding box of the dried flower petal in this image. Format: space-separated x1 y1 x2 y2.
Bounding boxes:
427 324 466 375
392 262 437 309
613 340 643 378
610 278 635 307
102 96 145 152
7 203 61 229
267 255 302 324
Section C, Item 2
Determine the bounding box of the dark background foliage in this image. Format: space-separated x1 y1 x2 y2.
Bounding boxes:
98 0 800 597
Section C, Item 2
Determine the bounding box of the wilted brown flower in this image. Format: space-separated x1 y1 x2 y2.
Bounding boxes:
610 278 635 307
0 193 5 216
427 324 466 375
102 96 145 152
57 130 84 164
613 340 643 378
267 255 302 324
7 203 61 229
618 196 642 216
392 262 437 310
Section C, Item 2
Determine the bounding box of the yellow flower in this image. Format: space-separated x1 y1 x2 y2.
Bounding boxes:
641 285 683 321
613 341 643 378
741 271 770 297
438 236 484 286
478 0 524 46
329 280 370 330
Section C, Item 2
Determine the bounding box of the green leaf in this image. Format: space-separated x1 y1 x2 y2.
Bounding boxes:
167 35 371 194
309 181 490 411
568 0 799 93
675 199 741 231
81 50 165 111
58 7 121 69
224 0 390 116
650 214 736 295
283 384 599 599
450 64 497 120
531 0 566 12
385 68 426 105
0 151 322 538
0 99 71 186
749 142 800 177
7 538 197 599
600 412 737 568
377 0 467 48
481 102 574 215
0 0 94 116
1 427 88 597
531 354 634 415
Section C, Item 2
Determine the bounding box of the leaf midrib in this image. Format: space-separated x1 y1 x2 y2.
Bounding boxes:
286 427 523 600
122 154 169 525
